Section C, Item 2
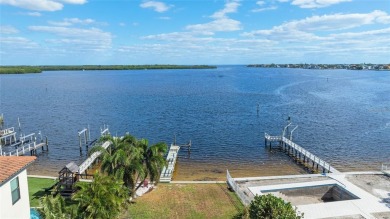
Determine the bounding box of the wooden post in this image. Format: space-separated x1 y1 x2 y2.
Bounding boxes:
46 136 49 151
79 133 82 154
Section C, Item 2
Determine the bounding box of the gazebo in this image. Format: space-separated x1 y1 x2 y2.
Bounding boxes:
58 162 79 196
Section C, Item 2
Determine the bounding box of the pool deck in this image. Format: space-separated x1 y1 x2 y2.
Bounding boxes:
233 172 390 219
248 179 336 194
298 174 389 219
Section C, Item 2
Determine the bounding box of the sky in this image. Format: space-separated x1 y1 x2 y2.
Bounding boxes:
0 0 389 65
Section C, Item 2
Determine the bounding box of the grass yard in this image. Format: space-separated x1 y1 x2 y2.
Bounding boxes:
28 177 57 207
126 183 243 219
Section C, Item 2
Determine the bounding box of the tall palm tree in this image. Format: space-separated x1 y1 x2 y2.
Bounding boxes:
95 133 167 197
72 172 128 219
144 142 168 184
39 194 73 219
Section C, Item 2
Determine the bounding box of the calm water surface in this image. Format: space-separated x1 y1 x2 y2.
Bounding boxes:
1 66 389 179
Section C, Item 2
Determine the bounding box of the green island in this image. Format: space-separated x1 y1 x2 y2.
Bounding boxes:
0 65 217 74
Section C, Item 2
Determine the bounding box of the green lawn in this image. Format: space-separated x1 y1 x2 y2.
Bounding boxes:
126 183 244 219
28 177 57 207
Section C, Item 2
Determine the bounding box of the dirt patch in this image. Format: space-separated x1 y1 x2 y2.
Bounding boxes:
372 212 390 219
346 174 390 203
236 175 328 188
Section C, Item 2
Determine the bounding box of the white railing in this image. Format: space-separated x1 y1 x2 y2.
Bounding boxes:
227 170 252 206
264 133 282 141
78 141 111 174
2 142 46 156
160 145 180 182
282 137 337 173
382 163 390 171
0 127 14 136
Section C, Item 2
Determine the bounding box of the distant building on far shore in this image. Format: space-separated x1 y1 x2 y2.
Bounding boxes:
0 156 36 219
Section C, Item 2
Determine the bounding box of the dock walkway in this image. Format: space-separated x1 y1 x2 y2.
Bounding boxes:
160 144 180 183
265 133 340 173
1 141 48 156
78 141 111 174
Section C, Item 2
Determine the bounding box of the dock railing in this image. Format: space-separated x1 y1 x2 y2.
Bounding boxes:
264 133 281 141
78 141 111 174
226 170 251 206
282 137 336 173
382 163 389 171
2 141 46 156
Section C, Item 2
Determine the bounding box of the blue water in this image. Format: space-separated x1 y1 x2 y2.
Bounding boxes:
30 208 41 219
1 66 389 178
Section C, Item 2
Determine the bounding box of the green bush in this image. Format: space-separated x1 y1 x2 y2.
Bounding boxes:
235 194 304 219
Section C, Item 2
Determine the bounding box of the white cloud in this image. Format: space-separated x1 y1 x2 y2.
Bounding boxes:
140 1 172 13
252 6 278 12
0 37 38 49
119 22 126 27
24 12 42 16
58 0 86 4
243 10 390 39
48 18 98 26
186 18 241 35
28 26 112 51
210 0 240 19
290 0 352 8
252 1 278 13
256 1 266 6
0 25 19 34
0 0 87 11
185 0 241 35
0 0 63 11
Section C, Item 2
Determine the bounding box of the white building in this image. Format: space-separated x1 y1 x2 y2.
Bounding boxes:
0 156 36 219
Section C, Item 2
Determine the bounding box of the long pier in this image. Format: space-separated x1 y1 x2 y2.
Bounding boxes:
160 141 191 183
160 144 180 182
78 141 111 174
265 132 340 174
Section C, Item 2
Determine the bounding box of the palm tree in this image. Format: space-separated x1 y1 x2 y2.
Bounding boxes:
39 194 73 219
96 133 167 197
72 172 128 219
144 142 168 184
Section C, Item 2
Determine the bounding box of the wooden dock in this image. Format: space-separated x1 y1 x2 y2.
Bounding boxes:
0 127 17 146
265 133 340 174
160 144 180 183
1 141 48 156
78 141 111 174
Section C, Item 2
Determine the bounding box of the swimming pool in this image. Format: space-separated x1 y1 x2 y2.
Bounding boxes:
30 208 42 219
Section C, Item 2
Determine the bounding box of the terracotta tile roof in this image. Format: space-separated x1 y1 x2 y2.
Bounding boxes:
0 156 36 185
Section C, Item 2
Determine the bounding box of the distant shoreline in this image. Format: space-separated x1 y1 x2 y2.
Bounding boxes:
247 63 390 71
0 65 217 74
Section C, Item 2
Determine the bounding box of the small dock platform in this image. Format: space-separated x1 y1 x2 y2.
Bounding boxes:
265 124 340 174
160 144 180 183
1 141 48 156
382 163 390 176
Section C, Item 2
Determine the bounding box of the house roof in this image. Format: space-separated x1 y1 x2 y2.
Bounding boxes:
0 156 36 186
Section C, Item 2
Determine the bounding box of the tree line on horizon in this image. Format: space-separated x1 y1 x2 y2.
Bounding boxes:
0 65 217 74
